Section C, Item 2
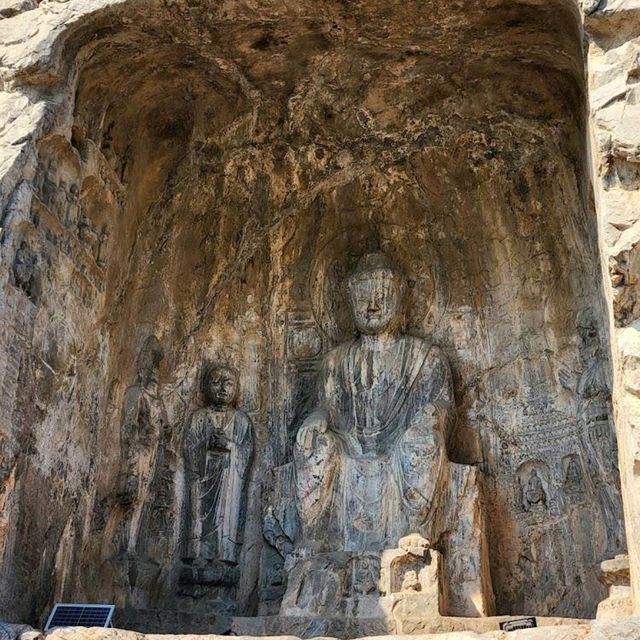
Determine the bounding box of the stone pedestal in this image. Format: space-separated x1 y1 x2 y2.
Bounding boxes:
280 535 440 621
113 608 229 635
596 555 633 619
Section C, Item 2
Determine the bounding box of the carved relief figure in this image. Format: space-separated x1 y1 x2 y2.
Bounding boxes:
52 179 68 221
522 469 547 511
115 335 170 559
401 570 421 593
564 456 584 494
66 183 80 227
294 252 452 552
77 211 99 257
296 564 344 614
96 225 110 267
353 556 379 595
263 506 294 558
182 364 254 567
260 505 294 611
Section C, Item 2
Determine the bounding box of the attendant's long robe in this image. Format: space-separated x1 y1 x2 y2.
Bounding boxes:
183 408 254 564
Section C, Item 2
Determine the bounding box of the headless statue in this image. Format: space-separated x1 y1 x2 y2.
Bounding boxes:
116 335 168 558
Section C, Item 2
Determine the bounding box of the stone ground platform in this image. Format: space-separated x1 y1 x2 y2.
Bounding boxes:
232 615 588 638
4 618 640 640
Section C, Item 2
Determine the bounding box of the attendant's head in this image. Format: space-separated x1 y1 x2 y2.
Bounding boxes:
202 364 239 408
348 252 404 335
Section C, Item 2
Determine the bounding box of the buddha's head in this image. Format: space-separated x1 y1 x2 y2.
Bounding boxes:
348 252 404 335
202 364 239 408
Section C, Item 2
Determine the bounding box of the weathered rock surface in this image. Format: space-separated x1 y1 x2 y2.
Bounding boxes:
233 614 588 638
584 0 640 616
0 0 633 631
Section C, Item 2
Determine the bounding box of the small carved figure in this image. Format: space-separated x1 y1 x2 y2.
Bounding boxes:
96 224 110 267
40 170 57 208
77 211 99 257
296 567 342 614
609 259 625 289
66 183 80 227
353 557 379 595
401 569 421 593
564 457 584 494
259 547 288 613
52 180 68 220
182 364 254 566
523 469 547 511
577 315 610 399
266 562 285 589
12 241 38 300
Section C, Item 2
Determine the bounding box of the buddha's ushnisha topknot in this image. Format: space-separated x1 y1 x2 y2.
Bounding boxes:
349 252 399 281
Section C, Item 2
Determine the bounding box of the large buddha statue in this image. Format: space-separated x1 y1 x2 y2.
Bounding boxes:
294 252 453 552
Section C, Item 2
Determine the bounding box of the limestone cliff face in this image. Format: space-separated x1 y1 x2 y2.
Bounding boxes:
585 0 640 617
0 0 627 627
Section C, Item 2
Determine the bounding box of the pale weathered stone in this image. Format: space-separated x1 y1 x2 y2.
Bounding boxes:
596 555 632 619
585 0 640 616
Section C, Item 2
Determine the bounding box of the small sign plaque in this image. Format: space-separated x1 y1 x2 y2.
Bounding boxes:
499 617 537 632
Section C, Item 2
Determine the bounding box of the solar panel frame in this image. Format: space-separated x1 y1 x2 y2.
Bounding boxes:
44 603 115 631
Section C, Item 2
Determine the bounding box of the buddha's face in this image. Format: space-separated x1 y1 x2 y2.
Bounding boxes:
205 367 238 407
348 270 401 335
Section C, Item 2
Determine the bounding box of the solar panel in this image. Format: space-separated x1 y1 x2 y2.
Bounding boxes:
44 604 115 631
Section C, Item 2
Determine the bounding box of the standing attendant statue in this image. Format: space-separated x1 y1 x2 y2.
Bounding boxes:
182 365 254 571
116 335 169 558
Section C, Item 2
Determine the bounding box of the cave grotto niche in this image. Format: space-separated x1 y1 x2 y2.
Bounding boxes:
1 0 626 628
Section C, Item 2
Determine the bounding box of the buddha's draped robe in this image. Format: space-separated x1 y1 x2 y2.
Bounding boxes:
295 335 452 552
